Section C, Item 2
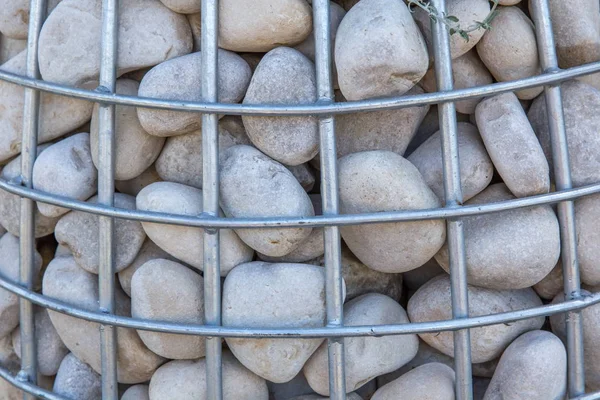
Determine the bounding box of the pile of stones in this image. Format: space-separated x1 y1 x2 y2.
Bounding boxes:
0 0 600 399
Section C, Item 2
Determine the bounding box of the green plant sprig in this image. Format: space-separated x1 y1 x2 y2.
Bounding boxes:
407 0 500 41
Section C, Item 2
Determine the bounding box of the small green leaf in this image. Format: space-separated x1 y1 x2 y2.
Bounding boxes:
446 15 459 22
459 30 470 41
449 28 457 35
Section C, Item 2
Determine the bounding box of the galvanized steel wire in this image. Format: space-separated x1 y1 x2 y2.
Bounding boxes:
0 0 599 399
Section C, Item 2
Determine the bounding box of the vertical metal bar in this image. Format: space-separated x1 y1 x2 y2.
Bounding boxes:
201 0 222 399
18 1 47 398
430 1 472 399
97 0 119 399
530 0 585 396
313 1 346 399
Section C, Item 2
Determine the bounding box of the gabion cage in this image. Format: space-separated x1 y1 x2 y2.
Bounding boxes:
1 0 600 399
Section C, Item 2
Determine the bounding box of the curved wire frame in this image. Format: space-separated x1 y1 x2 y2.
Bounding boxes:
2 0 600 398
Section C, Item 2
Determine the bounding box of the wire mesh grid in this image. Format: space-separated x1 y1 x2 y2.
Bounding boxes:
0 0 600 399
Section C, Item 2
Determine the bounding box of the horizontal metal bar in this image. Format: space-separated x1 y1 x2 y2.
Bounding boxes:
0 275 597 338
0 367 64 400
0 62 598 115
572 393 600 400
1 178 600 228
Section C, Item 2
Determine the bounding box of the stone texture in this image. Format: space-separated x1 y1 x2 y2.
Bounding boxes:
413 0 491 60
0 35 26 64
91 79 165 181
53 353 101 400
475 92 550 197
136 182 254 274
137 50 251 137
218 0 312 52
115 164 162 196
149 350 268 399
187 13 201 52
408 275 545 363
12 308 68 376
0 233 42 339
436 184 560 289
32 132 98 218
0 0 61 39
421 50 493 115
0 147 60 238
131 259 205 359
220 145 314 257
533 262 563 300
476 6 543 100
0 332 18 365
55 193 146 274
335 0 428 100
155 124 251 189
118 239 178 297
42 256 164 383
483 330 567 400
408 122 493 202
158 0 199 13
258 195 324 263
528 80 600 188
38 0 192 86
551 290 600 391
304 294 418 395
339 150 445 273
334 86 429 158
290 395 362 400
574 193 600 285
0 51 93 162
223 262 333 383
122 385 150 400
371 363 455 400
311 244 404 302
242 47 318 166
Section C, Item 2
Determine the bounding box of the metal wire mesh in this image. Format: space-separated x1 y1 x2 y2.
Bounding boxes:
0 0 600 399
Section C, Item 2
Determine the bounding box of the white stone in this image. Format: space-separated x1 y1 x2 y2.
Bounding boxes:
220 145 314 257
38 0 192 86
55 193 146 274
475 92 550 197
118 239 178 297
131 259 205 360
476 6 543 100
223 262 334 383
90 79 165 181
0 51 93 162
32 132 98 218
42 256 164 383
335 0 428 100
304 294 418 395
339 150 445 273
0 233 42 338
158 0 199 14
115 164 162 197
136 181 254 274
435 184 560 290
137 50 251 137
53 353 101 400
218 0 312 52
0 0 61 39
483 330 566 400
242 47 318 166
122 385 150 400
408 122 493 202
533 262 563 300
371 363 455 400
408 275 545 363
0 35 26 64
149 350 268 399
